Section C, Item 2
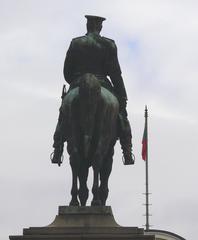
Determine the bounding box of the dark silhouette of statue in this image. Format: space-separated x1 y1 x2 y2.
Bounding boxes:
51 15 135 206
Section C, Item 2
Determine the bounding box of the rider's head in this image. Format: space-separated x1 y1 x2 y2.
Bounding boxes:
85 15 106 34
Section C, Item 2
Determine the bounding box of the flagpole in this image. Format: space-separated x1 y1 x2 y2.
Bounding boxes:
145 105 149 231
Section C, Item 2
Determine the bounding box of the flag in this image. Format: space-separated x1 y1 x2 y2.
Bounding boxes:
142 108 148 160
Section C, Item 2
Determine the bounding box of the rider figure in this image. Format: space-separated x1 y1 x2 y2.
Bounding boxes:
52 15 134 165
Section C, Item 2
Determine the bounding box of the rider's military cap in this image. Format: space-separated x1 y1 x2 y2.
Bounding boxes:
85 15 106 22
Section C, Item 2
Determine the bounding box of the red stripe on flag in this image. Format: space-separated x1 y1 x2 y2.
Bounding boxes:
142 138 147 161
142 119 147 161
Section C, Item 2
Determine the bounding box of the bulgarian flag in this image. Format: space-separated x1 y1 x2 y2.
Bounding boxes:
142 106 148 161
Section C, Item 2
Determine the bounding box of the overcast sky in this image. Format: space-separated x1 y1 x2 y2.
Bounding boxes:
1 1 198 239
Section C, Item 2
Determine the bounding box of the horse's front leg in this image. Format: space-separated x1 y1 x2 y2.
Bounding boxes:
91 166 101 206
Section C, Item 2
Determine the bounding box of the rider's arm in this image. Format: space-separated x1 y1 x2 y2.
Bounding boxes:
107 42 128 100
63 42 74 84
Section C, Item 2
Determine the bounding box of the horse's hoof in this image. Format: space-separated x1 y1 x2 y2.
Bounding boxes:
79 189 89 207
80 200 87 206
91 199 102 206
69 200 80 206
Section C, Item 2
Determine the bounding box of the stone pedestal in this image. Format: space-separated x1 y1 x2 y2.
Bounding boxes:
9 206 155 240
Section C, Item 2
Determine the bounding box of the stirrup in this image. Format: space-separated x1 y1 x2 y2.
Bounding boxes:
50 151 64 166
122 153 135 165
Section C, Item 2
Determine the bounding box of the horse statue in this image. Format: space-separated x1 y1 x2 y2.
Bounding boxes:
61 73 119 206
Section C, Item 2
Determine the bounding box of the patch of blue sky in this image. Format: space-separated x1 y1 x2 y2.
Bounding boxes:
125 41 180 106
126 39 140 60
125 40 158 91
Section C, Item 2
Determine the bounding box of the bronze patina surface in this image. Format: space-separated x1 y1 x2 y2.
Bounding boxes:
51 15 135 206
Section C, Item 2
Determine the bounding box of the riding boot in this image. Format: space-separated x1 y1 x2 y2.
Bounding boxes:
51 144 64 165
118 96 135 165
51 108 64 165
119 114 135 165
120 134 134 165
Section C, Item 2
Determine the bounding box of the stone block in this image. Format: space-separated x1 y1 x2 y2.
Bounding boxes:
9 206 155 240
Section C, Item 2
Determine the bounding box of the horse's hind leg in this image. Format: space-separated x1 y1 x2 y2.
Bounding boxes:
68 144 80 206
70 164 79 206
99 147 114 205
78 165 89 206
91 166 101 206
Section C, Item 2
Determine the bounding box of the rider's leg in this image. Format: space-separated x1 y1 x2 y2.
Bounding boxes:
118 104 135 165
51 108 64 164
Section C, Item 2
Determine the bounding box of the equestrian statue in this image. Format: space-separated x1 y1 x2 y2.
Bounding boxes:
51 15 135 206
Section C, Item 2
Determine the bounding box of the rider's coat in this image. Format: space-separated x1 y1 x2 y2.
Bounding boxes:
63 32 127 100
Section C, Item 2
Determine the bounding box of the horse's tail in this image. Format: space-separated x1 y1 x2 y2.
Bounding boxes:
79 73 101 159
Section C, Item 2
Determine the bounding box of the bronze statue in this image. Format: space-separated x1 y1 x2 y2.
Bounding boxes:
51 15 135 206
